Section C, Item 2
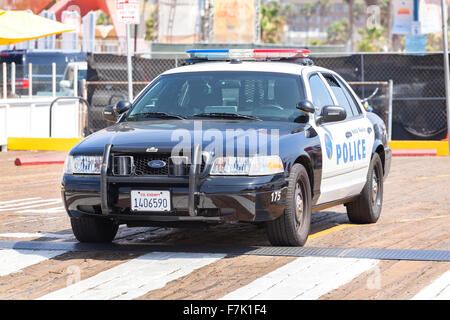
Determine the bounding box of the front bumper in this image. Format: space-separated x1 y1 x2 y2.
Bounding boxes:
62 145 288 224
62 174 287 224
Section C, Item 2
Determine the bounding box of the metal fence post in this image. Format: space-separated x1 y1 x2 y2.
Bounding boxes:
2 63 6 99
126 23 133 102
11 62 15 97
81 79 88 137
441 0 450 152
52 62 56 98
388 80 393 141
361 53 365 98
74 64 78 97
28 63 32 98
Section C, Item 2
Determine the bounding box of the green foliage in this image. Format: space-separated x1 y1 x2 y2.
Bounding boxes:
357 26 386 51
327 19 350 44
96 12 111 26
260 1 293 43
426 33 443 51
145 7 158 41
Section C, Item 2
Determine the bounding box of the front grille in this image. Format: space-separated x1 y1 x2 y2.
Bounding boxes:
133 154 170 176
112 153 207 177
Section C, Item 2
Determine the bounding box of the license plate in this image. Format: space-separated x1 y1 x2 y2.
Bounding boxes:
131 190 171 212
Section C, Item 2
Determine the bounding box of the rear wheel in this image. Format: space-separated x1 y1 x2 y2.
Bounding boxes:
346 153 383 224
266 163 312 246
71 216 118 243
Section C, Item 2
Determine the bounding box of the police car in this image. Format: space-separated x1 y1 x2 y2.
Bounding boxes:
62 49 391 246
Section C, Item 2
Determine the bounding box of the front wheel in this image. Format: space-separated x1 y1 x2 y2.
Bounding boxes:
71 216 118 243
346 153 383 224
266 163 312 246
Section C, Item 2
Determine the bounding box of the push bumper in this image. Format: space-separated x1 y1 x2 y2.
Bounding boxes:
62 145 288 224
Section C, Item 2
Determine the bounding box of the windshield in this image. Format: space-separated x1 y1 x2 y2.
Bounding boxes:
126 71 306 122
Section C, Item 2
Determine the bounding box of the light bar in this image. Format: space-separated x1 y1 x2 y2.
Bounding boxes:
187 49 310 61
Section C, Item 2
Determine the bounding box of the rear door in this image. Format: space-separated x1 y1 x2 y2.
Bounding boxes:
331 73 375 188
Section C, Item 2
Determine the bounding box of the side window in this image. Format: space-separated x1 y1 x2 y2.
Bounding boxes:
323 74 355 118
309 74 334 112
337 77 362 116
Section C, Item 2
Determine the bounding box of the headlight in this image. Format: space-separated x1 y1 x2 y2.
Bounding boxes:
64 155 103 175
210 156 284 176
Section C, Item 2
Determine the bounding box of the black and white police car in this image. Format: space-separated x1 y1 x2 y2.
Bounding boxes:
62 49 391 246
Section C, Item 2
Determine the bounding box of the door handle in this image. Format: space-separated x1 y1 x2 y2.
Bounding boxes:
345 132 352 138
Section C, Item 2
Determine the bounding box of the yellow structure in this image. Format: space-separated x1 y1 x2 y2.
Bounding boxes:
0 10 74 45
7 137 82 151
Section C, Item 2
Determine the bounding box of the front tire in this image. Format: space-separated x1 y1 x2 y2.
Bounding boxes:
266 163 312 246
346 153 383 224
71 216 118 243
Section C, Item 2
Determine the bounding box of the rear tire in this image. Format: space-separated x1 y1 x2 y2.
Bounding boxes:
346 153 383 224
71 216 118 243
266 163 312 246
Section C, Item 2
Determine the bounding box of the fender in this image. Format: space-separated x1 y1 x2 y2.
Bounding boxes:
366 112 391 179
280 126 322 205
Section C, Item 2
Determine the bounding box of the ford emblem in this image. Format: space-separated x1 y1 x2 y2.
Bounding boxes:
148 160 166 168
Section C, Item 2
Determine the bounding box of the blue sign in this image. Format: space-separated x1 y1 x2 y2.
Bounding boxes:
405 35 427 55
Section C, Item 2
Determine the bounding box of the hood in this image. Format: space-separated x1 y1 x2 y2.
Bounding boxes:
72 119 307 156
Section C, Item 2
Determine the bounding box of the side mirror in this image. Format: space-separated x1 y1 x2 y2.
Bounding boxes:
318 105 346 124
114 100 132 115
296 100 315 114
103 105 116 122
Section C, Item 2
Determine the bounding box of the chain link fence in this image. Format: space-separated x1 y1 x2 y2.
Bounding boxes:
84 52 448 140
313 53 448 140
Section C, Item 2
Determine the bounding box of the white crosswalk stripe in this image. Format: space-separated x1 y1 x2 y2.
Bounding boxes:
0 197 64 215
0 198 40 206
412 270 450 300
17 206 66 214
0 246 447 300
0 249 67 277
0 199 61 212
38 252 226 300
0 232 73 239
220 257 379 300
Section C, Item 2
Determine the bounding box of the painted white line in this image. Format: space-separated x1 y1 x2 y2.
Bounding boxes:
412 270 450 300
0 198 40 205
0 232 73 239
0 199 62 212
220 257 379 300
38 252 225 300
0 199 55 210
17 206 66 214
0 249 67 277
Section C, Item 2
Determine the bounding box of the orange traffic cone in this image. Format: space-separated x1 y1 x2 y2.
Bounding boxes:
443 133 449 141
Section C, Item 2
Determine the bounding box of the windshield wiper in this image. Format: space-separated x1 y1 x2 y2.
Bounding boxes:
126 112 186 120
192 112 261 120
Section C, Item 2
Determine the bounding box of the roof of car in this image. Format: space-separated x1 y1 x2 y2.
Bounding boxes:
161 61 326 76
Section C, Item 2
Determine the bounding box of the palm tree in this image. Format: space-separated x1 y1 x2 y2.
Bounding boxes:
300 2 316 45
260 1 292 43
343 0 355 50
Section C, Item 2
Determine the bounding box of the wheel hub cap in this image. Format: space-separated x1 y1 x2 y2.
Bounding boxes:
295 183 303 225
372 172 379 206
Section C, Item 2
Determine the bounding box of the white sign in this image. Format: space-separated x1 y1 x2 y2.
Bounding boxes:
117 0 140 24
411 21 422 35
419 0 441 34
392 0 414 35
